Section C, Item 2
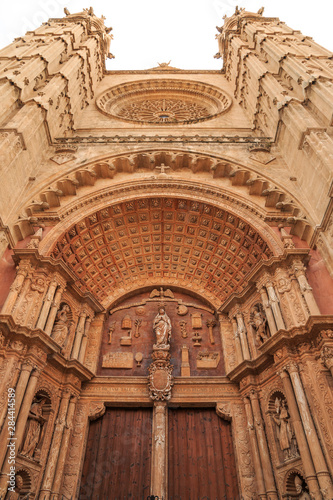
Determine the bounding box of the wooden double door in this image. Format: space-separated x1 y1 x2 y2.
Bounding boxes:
80 407 239 499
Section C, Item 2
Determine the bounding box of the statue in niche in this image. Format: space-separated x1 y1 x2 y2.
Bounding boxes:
249 304 269 345
294 475 311 499
272 397 294 460
20 398 46 459
51 304 71 347
153 306 171 349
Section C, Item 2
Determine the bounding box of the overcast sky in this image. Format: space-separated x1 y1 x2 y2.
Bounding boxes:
0 1 332 70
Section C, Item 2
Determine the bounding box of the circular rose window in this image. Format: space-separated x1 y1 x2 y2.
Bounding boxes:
96 79 232 124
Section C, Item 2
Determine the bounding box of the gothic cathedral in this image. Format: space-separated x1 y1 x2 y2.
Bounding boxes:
0 6 332 500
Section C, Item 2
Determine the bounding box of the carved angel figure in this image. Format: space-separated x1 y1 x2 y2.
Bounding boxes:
273 397 293 460
153 306 171 348
249 304 269 345
20 399 46 459
51 304 71 347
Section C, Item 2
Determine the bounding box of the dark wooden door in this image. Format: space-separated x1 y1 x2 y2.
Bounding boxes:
80 407 152 500
168 408 240 500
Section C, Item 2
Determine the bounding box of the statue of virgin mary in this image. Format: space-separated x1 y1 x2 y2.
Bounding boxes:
153 306 172 349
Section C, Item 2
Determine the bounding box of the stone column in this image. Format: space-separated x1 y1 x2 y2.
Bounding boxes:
265 281 285 331
279 368 321 499
78 315 93 363
44 285 65 335
288 363 333 498
0 366 41 497
236 311 251 360
1 264 29 314
0 357 21 427
151 402 167 500
258 286 277 334
51 395 78 498
0 360 34 467
249 390 278 499
243 397 266 499
40 389 71 499
293 261 320 315
230 316 243 363
71 309 87 359
36 279 58 330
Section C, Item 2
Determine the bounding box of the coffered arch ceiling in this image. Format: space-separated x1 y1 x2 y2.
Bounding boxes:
49 196 276 309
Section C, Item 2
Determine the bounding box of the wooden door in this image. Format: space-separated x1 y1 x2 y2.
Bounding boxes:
80 407 152 499
168 408 240 500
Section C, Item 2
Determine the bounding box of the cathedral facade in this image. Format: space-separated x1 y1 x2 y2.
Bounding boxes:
0 6 332 499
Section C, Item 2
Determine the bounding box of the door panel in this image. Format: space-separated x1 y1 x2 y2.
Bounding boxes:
80 407 152 500
168 408 240 500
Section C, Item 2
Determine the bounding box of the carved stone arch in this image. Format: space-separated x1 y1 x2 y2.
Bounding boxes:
15 467 33 496
267 388 286 413
284 468 309 497
264 386 285 410
34 385 55 410
17 148 313 242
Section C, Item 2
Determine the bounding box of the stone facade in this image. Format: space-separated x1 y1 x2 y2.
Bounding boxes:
0 5 332 499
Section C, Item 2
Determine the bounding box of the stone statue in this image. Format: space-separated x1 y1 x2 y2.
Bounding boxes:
249 304 269 345
153 306 171 349
20 399 46 459
294 475 311 499
51 304 71 347
273 397 293 460
103 27 114 59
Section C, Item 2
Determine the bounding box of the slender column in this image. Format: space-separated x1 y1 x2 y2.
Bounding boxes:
0 366 41 497
0 357 19 424
40 390 71 499
249 390 278 499
78 315 92 363
71 310 87 359
44 286 65 335
36 279 58 330
0 360 33 467
258 286 277 334
1 265 29 314
236 312 251 360
51 396 78 498
293 262 320 315
243 397 266 499
279 369 321 499
288 363 333 498
151 402 167 499
231 316 243 363
265 281 285 330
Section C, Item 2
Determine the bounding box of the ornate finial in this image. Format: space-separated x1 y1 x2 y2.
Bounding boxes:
257 7 264 15
157 61 171 68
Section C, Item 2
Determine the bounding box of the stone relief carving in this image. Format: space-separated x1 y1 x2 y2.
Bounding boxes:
153 306 171 350
20 398 47 460
249 303 269 345
51 304 72 348
272 397 298 461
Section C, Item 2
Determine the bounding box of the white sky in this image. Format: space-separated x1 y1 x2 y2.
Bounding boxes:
0 1 332 70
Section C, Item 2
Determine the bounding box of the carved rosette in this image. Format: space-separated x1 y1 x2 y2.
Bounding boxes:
148 350 174 401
